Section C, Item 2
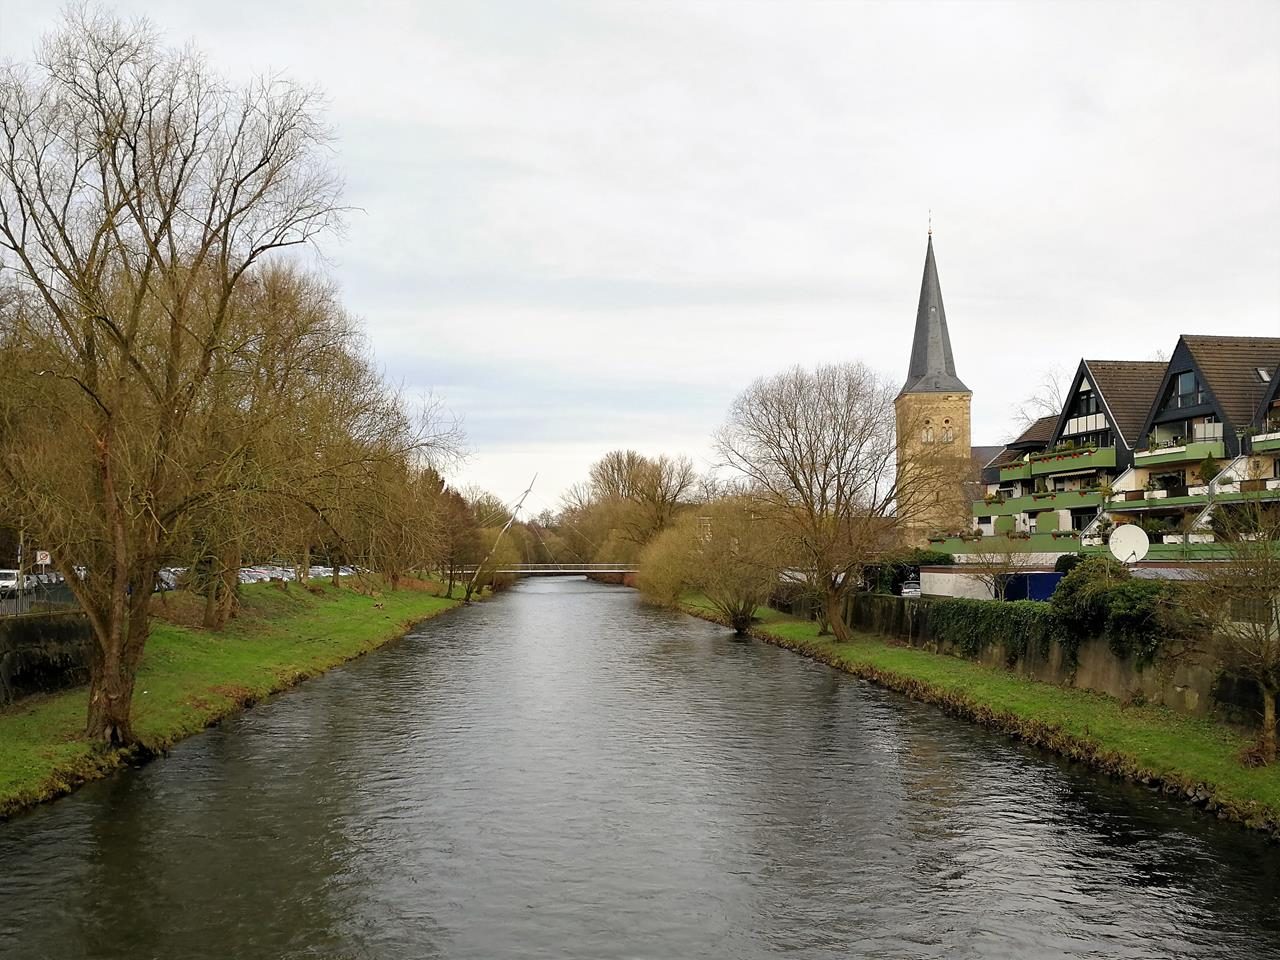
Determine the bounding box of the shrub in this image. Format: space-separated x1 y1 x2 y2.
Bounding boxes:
1103 579 1169 662
1050 557 1174 664
1054 553 1084 575
1198 454 1222 484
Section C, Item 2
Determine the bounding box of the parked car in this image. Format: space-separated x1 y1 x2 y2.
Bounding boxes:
900 580 922 599
0 569 20 592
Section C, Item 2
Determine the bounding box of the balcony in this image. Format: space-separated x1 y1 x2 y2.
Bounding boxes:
932 531 1082 555
1134 439 1225 467
1029 446 1116 475
972 488 1105 518
999 461 1031 482
1251 430 1280 454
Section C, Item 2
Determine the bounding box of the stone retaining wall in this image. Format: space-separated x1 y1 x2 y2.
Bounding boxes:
847 593 1260 725
0 612 91 706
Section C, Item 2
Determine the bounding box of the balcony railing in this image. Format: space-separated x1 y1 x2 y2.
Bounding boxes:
1029 446 1116 475
1134 439 1225 465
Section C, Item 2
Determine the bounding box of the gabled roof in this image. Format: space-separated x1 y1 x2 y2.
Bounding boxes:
1180 335 1280 430
1081 359 1166 447
1011 415 1057 448
899 234 969 395
985 416 1056 472
972 445 1004 470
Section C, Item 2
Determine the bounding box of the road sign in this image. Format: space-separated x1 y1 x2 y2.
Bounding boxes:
35 550 50 566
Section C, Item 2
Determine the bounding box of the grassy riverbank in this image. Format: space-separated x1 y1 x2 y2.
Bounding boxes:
0 581 461 818
682 596 1280 834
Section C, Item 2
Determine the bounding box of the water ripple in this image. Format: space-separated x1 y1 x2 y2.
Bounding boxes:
0 577 1278 959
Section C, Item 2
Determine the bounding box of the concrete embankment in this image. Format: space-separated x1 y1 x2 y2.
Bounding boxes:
0 582 462 819
680 597 1280 838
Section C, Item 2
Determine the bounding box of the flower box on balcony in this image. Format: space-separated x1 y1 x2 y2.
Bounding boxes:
1051 531 1079 540
1188 485 1209 496
1241 479 1267 493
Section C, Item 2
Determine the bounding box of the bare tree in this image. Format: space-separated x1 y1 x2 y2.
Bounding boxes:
0 9 342 744
960 542 1038 601
1012 365 1070 434
1182 498 1280 762
715 362 953 642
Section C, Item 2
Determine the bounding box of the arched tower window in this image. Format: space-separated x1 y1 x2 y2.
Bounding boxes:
942 417 954 443
922 419 935 443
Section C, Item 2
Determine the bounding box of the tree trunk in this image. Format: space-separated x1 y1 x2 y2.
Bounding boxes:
826 589 853 642
202 581 219 629
1262 682 1277 764
86 574 154 747
86 647 136 747
332 560 341 588
299 543 310 583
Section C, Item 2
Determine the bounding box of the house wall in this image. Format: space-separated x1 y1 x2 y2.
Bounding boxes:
920 568 992 599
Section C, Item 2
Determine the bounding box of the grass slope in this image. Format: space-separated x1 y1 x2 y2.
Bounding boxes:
683 595 1280 833
0 581 460 818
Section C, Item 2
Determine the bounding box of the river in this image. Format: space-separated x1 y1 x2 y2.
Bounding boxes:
0 577 1277 959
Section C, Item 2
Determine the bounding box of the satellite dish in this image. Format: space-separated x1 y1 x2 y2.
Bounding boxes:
1107 524 1150 564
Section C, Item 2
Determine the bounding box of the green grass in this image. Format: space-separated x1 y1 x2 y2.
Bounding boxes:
683 595 1280 830
0 581 461 817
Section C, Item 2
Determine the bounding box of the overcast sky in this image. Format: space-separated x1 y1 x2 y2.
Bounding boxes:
3 1 1278 515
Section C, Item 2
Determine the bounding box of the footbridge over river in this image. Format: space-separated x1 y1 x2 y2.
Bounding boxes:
460 563 637 577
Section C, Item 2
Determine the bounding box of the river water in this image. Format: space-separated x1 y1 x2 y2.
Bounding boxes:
0 577 1277 959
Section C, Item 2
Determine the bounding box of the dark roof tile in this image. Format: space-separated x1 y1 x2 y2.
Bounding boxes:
1082 360 1166 446
899 235 969 395
1182 336 1280 430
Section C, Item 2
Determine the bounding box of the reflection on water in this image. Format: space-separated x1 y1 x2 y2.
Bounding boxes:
1 577 1277 959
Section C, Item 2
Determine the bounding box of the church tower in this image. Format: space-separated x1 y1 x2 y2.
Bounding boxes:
895 232 973 540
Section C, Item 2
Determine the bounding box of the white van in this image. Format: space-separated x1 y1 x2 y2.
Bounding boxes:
0 569 19 591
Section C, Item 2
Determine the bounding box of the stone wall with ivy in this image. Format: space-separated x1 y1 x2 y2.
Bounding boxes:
846 592 1244 721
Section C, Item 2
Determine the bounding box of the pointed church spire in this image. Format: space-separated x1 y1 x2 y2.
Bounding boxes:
899 233 968 396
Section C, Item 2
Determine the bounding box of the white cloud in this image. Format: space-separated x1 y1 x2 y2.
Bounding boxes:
3 0 1277 505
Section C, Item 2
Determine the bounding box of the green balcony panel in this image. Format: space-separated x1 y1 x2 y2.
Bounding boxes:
1251 434 1280 453
1104 493 1208 512
1029 446 1117 476
1133 440 1225 467
1025 490 1102 511
999 462 1031 481
938 532 1080 554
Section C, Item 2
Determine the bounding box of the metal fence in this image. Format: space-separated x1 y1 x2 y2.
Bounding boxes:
0 582 80 617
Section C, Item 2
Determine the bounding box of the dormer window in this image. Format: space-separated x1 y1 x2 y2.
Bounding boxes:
1159 370 1205 413
1257 367 1272 383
